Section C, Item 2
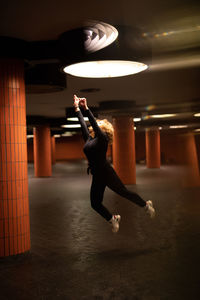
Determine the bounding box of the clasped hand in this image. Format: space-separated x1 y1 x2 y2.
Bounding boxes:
73 94 88 110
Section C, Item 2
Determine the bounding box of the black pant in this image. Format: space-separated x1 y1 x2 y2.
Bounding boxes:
90 163 146 221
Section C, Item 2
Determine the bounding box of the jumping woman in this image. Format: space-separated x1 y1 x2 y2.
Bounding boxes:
73 95 155 233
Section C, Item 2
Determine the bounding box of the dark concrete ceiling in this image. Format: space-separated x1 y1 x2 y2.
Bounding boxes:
1 0 200 131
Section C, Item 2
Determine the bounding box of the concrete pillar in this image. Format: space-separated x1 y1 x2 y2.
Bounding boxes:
0 58 31 256
113 116 136 184
51 136 56 165
33 125 52 177
146 128 160 168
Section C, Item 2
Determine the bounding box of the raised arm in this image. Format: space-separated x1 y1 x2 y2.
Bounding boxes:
78 97 103 136
73 95 90 141
85 109 102 136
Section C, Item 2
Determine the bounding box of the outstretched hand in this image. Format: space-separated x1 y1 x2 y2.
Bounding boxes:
73 94 79 108
79 98 88 110
73 95 88 110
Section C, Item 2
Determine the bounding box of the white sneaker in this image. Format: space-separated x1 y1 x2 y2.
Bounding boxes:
110 215 121 233
145 200 155 218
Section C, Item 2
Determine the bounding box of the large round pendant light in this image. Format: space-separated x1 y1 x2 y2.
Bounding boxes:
60 22 151 78
64 60 148 78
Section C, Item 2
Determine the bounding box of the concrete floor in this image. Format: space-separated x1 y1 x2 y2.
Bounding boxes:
0 161 200 300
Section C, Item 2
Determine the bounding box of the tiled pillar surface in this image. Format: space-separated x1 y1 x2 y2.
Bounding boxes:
33 125 52 177
146 128 160 168
113 116 136 184
177 133 200 187
51 136 56 165
0 58 31 256
194 135 200 173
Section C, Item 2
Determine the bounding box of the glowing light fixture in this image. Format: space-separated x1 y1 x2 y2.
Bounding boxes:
64 60 148 78
194 113 200 117
62 22 150 78
67 117 89 121
61 124 81 128
84 21 118 53
169 125 188 129
133 117 141 122
54 134 61 138
194 128 200 132
149 113 177 118
62 132 75 136
27 134 34 139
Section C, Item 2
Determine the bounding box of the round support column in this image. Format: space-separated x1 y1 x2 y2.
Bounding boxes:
177 133 200 187
51 136 56 165
145 128 160 168
113 116 136 184
0 58 31 256
33 125 52 177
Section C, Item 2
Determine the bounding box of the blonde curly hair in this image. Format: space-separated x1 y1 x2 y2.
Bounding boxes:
89 119 114 144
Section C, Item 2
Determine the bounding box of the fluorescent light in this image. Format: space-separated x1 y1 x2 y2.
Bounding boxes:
194 129 200 132
54 134 61 138
169 125 188 129
134 126 136 130
63 60 148 78
62 132 74 137
149 113 177 118
194 113 200 117
67 117 89 121
61 124 81 128
133 117 141 122
27 134 34 138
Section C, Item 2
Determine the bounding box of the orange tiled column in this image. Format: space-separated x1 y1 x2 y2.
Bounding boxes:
177 133 200 187
51 136 56 165
194 134 200 172
145 128 160 168
113 116 136 184
0 58 31 257
33 125 52 177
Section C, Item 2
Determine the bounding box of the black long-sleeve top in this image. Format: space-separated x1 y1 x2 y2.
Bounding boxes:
76 108 109 172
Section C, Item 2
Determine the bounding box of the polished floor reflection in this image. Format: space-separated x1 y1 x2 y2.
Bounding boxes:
0 161 200 299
